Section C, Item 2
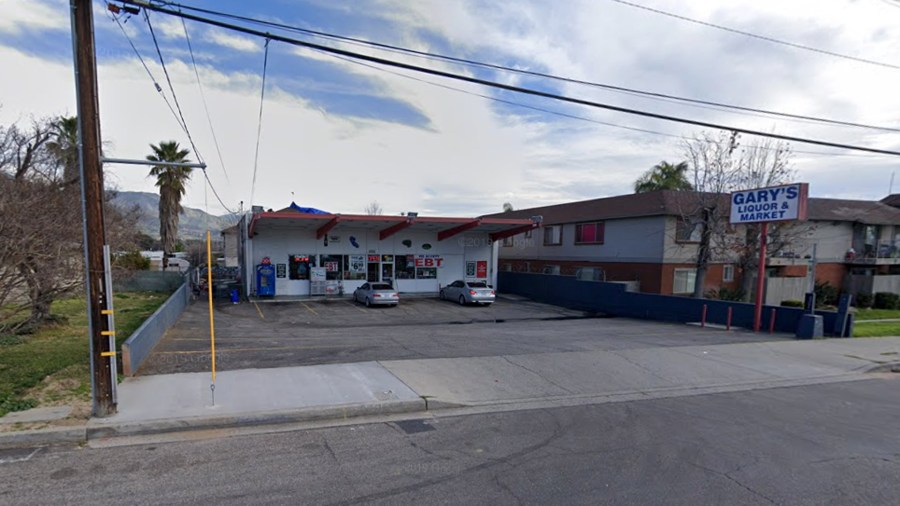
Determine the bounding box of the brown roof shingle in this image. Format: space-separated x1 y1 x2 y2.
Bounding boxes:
485 191 900 226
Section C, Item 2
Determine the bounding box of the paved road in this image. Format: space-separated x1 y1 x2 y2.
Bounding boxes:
3 378 898 505
140 298 788 375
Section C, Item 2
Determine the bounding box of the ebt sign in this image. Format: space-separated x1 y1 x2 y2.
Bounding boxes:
730 183 808 224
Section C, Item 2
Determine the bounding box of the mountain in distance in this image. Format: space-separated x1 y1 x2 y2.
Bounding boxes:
110 191 240 240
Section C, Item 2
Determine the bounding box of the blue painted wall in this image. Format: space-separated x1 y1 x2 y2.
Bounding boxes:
499 272 850 337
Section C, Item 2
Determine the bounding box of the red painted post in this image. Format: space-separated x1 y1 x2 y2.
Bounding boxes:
726 307 733 331
701 304 708 328
769 308 777 334
754 222 769 332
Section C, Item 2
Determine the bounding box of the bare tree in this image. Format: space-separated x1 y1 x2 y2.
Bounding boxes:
364 201 383 215
681 131 796 298
0 117 141 333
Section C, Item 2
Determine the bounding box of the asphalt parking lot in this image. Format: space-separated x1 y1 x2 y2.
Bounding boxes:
138 296 790 375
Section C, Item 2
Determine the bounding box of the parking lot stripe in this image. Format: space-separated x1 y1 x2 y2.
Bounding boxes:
253 301 266 320
301 302 319 316
344 300 367 313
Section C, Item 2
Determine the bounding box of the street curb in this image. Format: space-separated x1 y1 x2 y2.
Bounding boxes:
0 426 87 449
863 361 900 374
86 398 427 440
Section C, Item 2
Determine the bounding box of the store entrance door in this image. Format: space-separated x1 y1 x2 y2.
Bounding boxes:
382 263 394 285
367 260 379 282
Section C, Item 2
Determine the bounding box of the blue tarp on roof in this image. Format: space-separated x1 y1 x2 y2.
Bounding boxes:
289 202 330 215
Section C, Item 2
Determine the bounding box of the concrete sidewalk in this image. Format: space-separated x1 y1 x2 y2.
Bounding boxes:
382 337 900 413
3 336 899 447
87 362 425 439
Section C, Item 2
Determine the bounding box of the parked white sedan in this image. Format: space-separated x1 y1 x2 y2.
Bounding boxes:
353 282 399 307
440 280 496 306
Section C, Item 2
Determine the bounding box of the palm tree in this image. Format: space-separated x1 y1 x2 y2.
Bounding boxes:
147 141 192 269
47 116 79 185
634 161 693 193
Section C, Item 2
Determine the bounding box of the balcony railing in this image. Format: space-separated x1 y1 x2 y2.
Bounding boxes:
847 240 900 264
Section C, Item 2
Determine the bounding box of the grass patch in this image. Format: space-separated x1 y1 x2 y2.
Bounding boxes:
854 308 900 321
0 292 167 418
854 321 900 338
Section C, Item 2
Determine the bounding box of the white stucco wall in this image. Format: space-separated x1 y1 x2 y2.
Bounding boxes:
779 221 852 262
246 223 494 296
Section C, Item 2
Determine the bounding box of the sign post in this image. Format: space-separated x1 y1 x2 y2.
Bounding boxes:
729 183 808 332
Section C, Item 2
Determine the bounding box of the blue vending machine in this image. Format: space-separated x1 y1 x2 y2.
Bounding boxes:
256 257 276 297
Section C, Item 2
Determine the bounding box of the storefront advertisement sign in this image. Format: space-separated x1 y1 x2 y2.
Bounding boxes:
350 255 365 273
415 254 443 268
476 261 487 278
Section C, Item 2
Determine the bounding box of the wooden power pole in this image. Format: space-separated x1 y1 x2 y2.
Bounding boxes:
71 0 116 416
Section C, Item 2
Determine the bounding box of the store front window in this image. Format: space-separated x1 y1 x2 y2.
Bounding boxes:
344 255 367 280
396 255 415 279
320 254 343 280
288 255 310 280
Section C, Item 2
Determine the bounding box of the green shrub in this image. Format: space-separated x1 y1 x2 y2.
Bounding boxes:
814 281 838 307
854 292 874 308
114 251 150 270
780 300 804 308
874 292 900 310
705 287 746 301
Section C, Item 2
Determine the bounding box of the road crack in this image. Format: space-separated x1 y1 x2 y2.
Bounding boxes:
500 356 575 394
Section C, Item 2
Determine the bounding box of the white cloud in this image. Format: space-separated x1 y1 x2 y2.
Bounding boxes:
204 28 261 53
0 0 68 35
3 0 900 219
154 16 186 40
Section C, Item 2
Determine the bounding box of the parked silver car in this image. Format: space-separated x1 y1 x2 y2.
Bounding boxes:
353 282 399 307
440 280 496 305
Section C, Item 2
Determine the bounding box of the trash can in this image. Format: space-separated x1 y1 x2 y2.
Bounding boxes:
230 288 240 304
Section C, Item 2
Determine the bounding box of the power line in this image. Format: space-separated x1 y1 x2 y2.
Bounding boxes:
249 38 270 208
609 0 900 71
106 5 186 135
117 1 900 157
147 0 900 134
324 50 891 159
181 15 231 186
202 168 237 214
107 5 237 216
144 9 203 162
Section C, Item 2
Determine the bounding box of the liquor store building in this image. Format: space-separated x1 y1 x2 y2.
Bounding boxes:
242 204 537 297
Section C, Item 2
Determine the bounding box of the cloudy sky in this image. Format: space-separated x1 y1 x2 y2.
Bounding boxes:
2 0 899 217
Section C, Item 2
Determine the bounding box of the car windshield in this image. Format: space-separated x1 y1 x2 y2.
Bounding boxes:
468 282 488 288
371 283 393 290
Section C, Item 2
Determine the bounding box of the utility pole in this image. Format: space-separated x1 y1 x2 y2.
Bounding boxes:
71 0 116 416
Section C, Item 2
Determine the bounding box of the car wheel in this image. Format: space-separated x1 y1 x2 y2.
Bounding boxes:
365 298 371 307
439 290 444 300
458 295 466 306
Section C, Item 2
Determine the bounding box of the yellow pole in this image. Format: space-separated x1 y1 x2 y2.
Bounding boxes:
207 230 216 382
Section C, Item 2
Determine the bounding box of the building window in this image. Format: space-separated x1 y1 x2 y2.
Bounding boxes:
673 268 697 294
575 222 604 244
676 218 702 243
723 264 735 282
543 225 562 245
288 254 310 280
576 267 604 281
502 236 514 247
